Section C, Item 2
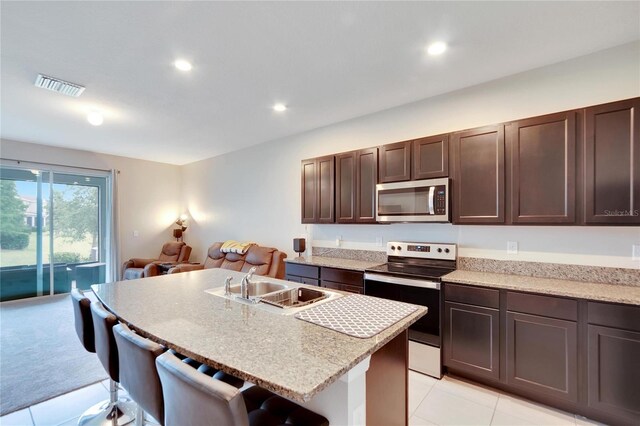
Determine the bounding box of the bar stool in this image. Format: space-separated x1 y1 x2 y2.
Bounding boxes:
155 351 329 426
79 301 136 426
113 323 165 426
170 351 244 389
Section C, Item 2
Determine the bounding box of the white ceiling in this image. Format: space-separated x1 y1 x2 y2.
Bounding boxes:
1 2 639 165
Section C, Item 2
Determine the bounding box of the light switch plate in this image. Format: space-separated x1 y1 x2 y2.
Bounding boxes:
507 241 518 254
375 237 383 247
633 244 640 261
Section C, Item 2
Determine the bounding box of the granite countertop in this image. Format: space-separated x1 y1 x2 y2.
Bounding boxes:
285 256 383 272
444 270 640 306
92 268 426 403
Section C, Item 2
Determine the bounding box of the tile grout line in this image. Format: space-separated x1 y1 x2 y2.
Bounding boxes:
28 407 35 426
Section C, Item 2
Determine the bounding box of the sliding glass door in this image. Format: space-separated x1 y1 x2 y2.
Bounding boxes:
0 164 109 301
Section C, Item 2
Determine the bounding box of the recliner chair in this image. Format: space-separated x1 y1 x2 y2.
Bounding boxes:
122 242 192 280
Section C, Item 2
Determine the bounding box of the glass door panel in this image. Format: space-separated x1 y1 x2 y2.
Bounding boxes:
0 167 50 300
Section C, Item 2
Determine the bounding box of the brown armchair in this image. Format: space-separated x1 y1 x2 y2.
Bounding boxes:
122 242 192 280
168 242 286 279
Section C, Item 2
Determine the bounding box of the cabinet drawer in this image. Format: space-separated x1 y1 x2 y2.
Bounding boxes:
322 280 363 294
285 263 320 279
588 302 640 332
444 283 499 308
301 277 320 286
507 292 577 321
321 267 363 287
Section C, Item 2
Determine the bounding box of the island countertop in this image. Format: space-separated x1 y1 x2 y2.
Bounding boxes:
92 268 426 403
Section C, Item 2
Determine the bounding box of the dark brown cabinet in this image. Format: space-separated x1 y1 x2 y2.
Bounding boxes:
587 302 640 423
301 155 335 223
507 112 576 224
379 140 411 183
336 148 378 223
285 263 320 286
412 134 449 180
443 284 500 380
452 125 505 224
583 98 640 224
320 267 363 294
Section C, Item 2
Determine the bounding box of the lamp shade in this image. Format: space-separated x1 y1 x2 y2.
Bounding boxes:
293 238 306 254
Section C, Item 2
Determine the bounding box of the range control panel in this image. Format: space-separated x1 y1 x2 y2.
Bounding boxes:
386 241 457 261
434 185 447 215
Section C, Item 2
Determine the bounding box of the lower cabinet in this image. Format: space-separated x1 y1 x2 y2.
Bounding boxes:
443 282 640 425
443 301 499 380
284 263 363 294
506 312 578 402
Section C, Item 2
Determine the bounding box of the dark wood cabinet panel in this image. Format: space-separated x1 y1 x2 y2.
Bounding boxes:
285 263 319 279
443 301 500 380
335 152 356 223
506 292 577 321
379 140 411 183
452 125 505 224
356 148 378 223
317 155 335 223
584 98 640 224
412 134 449 180
321 280 363 294
587 325 640 423
301 156 335 223
445 283 499 308
507 112 576 224
321 267 363 294
506 312 578 402
301 159 317 223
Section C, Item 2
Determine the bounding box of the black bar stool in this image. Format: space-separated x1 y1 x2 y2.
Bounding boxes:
155 351 329 426
75 300 136 426
113 323 165 425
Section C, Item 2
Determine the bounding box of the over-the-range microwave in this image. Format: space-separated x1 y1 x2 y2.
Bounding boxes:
376 177 450 223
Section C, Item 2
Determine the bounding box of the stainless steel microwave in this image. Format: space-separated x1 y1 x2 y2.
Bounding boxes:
376 177 450 223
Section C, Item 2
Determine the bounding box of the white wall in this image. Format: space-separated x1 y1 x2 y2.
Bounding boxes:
0 138 182 264
181 42 640 269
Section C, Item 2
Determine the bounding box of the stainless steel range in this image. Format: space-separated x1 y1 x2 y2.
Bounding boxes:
364 241 457 378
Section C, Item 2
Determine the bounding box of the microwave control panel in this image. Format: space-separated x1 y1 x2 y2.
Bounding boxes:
434 185 447 215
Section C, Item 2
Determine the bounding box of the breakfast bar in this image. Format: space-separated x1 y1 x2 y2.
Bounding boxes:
92 267 427 426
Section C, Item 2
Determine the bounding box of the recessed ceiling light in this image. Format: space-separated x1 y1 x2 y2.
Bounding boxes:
174 59 192 72
87 111 104 126
273 103 287 112
427 41 447 56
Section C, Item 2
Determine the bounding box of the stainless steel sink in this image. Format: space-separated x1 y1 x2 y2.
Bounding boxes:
227 281 287 297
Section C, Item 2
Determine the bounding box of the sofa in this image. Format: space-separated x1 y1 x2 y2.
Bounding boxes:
122 241 192 280
168 242 287 279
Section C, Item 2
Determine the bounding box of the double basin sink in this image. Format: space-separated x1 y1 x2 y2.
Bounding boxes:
207 279 341 314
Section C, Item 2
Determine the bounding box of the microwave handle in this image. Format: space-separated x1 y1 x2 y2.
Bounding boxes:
428 186 435 215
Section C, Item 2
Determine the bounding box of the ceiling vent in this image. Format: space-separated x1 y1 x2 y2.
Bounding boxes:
34 74 85 97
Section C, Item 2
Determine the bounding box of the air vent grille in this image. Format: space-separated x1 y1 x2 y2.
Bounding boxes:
34 74 85 97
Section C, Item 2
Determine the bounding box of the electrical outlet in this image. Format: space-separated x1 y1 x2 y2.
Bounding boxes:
336 235 342 247
633 244 640 261
507 241 518 254
133 230 139 238
375 237 383 247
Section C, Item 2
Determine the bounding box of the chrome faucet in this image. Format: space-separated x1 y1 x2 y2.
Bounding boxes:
224 276 233 297
240 267 257 299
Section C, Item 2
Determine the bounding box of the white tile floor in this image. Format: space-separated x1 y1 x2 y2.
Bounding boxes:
1 373 606 426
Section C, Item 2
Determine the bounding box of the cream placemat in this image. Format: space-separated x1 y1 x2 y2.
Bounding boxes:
295 295 419 338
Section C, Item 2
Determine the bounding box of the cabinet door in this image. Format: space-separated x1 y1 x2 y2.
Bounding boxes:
443 301 500 380
508 112 576 224
587 325 640 423
412 134 449 180
506 312 578 402
317 155 335 223
356 148 378 223
379 140 411 183
301 158 317 223
336 152 356 223
584 98 640 224
452 125 505 224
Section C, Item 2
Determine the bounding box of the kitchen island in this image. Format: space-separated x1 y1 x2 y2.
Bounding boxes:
92 268 426 426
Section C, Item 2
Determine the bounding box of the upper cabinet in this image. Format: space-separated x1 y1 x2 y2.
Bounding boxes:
412 134 449 180
507 112 576 224
378 141 411 183
336 148 378 223
301 155 335 223
452 125 505 224
583 98 640 224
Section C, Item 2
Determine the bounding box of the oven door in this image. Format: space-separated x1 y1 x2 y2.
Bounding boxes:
363 273 440 347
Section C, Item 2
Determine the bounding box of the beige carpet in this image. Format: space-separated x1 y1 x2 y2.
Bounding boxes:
0 294 107 415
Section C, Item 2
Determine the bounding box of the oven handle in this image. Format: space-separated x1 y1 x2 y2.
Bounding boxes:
364 273 441 290
428 186 435 215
